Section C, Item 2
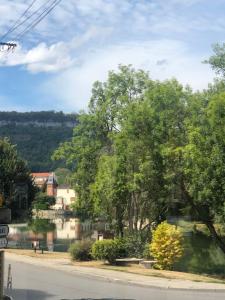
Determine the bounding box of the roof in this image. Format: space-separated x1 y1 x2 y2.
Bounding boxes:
31 172 51 178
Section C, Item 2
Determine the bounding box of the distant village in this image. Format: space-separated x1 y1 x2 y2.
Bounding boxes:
32 172 76 211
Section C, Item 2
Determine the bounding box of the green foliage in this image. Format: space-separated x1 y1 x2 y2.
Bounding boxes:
150 222 184 270
0 137 35 210
0 111 77 171
69 240 93 261
32 192 55 210
204 43 225 76
54 64 225 255
122 235 148 258
28 218 56 233
143 243 152 259
54 168 72 186
91 239 126 264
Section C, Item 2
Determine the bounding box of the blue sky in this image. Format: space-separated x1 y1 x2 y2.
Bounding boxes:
0 0 224 113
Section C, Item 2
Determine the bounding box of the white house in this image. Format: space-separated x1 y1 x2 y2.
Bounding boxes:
53 184 76 210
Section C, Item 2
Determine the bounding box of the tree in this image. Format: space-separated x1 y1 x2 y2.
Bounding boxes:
150 221 184 270
54 64 225 256
183 92 225 253
53 65 150 221
32 192 56 210
0 138 35 210
205 43 225 76
54 168 72 186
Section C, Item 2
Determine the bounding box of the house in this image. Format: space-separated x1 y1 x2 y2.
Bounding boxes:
53 184 76 210
32 172 58 196
32 172 76 211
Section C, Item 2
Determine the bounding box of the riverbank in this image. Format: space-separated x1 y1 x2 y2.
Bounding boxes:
5 249 225 289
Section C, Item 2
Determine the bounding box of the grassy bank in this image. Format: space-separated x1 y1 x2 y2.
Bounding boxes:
5 249 225 284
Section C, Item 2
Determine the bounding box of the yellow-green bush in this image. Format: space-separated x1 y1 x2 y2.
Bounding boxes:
150 221 183 270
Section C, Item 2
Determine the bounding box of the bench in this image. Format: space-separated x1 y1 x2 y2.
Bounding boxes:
139 260 157 269
115 258 143 266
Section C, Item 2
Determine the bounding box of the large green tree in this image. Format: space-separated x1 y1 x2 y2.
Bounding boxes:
53 65 150 221
183 92 225 253
54 64 225 255
0 138 35 210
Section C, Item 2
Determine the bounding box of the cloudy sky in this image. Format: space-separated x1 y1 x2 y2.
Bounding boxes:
0 0 224 112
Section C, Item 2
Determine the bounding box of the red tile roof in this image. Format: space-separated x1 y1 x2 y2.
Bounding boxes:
31 172 51 178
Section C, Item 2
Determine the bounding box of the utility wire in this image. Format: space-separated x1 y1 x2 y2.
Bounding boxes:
16 0 62 41
0 0 38 42
0 0 57 42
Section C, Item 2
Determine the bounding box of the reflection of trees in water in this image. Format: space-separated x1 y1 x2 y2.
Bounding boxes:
175 231 225 275
28 219 56 234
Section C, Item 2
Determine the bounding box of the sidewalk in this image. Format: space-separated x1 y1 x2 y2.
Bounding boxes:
5 252 225 292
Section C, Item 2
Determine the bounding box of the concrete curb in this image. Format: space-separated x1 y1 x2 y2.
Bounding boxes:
5 252 225 293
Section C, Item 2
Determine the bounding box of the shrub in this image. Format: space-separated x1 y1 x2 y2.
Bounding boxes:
150 221 184 270
91 239 126 264
142 243 152 259
69 240 93 261
123 235 147 258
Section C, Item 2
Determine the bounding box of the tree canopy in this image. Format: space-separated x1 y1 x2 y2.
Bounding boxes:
0 138 35 211
54 64 225 254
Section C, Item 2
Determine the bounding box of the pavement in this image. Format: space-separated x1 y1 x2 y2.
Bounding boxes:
4 252 225 291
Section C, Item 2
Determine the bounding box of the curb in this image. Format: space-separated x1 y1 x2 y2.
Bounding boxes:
5 253 225 293
64 269 225 293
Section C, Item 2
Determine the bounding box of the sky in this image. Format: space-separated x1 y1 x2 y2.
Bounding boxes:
0 0 224 113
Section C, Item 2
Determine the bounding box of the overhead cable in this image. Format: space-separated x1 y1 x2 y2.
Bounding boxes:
16 0 62 41
0 0 38 42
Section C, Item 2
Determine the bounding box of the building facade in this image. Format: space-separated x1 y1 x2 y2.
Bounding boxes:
32 172 58 197
53 185 76 210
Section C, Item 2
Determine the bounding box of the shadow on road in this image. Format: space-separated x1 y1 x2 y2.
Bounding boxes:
5 288 55 300
61 299 135 300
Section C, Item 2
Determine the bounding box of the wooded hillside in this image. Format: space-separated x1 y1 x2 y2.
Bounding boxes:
0 111 77 171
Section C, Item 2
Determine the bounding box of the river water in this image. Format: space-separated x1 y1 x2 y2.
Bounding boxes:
7 218 110 252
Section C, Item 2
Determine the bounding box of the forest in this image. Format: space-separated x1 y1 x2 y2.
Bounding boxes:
0 111 77 171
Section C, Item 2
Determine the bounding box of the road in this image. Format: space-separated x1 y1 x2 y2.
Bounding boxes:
4 258 225 300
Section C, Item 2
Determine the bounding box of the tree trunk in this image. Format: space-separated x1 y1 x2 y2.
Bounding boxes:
205 221 225 254
181 180 225 255
115 206 124 237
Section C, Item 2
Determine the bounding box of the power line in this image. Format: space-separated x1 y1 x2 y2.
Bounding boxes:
0 0 60 43
16 0 62 41
0 0 38 42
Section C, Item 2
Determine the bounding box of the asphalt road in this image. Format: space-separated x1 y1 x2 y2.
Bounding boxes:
4 258 225 300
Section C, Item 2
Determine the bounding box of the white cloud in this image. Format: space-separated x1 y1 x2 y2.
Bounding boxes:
0 24 113 73
42 39 214 111
0 42 73 73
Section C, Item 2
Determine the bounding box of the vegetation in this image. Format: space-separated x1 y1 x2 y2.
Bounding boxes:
0 138 35 211
0 111 76 123
28 218 56 234
150 222 183 270
32 192 56 210
54 63 225 257
122 234 149 258
91 239 126 264
54 168 72 186
0 111 77 171
69 240 93 261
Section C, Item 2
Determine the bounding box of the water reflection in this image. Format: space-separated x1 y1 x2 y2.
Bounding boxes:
8 218 110 252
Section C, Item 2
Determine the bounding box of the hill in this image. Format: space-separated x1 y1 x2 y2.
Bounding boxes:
0 111 77 171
